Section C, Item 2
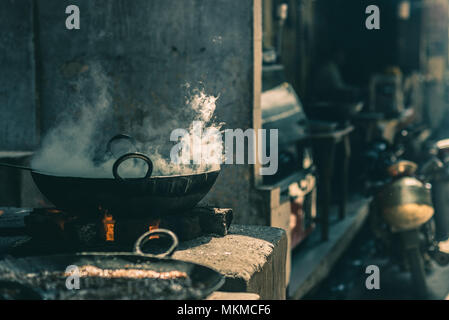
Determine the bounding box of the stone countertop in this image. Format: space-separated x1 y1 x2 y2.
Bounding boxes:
0 209 288 299
173 224 287 300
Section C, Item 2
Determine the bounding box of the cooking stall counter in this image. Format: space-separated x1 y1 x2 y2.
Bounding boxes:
0 208 287 300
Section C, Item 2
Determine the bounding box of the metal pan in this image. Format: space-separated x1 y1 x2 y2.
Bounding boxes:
0 229 225 300
29 153 220 218
0 135 220 218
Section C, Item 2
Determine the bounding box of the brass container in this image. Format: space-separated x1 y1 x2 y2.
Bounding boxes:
377 177 434 232
387 160 417 177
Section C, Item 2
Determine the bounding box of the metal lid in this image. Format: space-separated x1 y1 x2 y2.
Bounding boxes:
261 83 308 147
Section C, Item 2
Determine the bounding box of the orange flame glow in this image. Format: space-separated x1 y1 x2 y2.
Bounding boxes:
47 209 62 214
101 209 115 242
149 220 160 239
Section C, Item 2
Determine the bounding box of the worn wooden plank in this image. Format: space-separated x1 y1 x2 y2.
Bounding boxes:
196 207 233 236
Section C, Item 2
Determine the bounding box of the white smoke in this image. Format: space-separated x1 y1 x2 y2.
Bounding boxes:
31 67 223 178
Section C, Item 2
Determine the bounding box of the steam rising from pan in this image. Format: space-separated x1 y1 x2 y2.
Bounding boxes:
31 65 223 178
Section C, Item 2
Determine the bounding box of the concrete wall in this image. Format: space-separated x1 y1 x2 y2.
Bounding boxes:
201 0 263 225
0 0 37 150
35 0 263 224
1 0 265 226
36 1 257 136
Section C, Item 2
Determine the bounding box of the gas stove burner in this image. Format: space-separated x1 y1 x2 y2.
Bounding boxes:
24 208 161 247
21 206 233 252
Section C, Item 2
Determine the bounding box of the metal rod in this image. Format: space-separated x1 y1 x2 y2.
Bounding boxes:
0 162 34 171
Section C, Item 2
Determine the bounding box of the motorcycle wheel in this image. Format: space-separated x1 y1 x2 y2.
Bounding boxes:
407 247 428 297
403 236 428 298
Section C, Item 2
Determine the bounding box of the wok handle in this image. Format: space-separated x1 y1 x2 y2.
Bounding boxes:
0 162 34 171
133 229 179 258
106 134 137 158
112 152 153 181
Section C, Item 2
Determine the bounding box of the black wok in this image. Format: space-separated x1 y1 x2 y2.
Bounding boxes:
0 229 225 300
0 152 220 218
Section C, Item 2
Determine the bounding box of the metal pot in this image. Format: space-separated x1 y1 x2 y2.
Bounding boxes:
28 152 220 218
0 229 225 300
0 134 221 218
377 176 434 232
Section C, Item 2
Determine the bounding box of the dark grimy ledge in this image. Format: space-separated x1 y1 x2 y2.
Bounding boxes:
173 224 287 300
0 207 234 251
0 209 287 299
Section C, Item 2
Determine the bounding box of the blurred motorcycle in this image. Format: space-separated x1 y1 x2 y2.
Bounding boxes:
366 143 449 297
420 139 449 262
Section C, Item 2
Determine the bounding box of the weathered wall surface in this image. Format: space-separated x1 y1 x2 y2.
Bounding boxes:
36 0 260 223
0 0 37 150
36 0 254 136
1 0 262 225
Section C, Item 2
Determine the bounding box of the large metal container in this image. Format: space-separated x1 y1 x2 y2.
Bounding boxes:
377 176 434 232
